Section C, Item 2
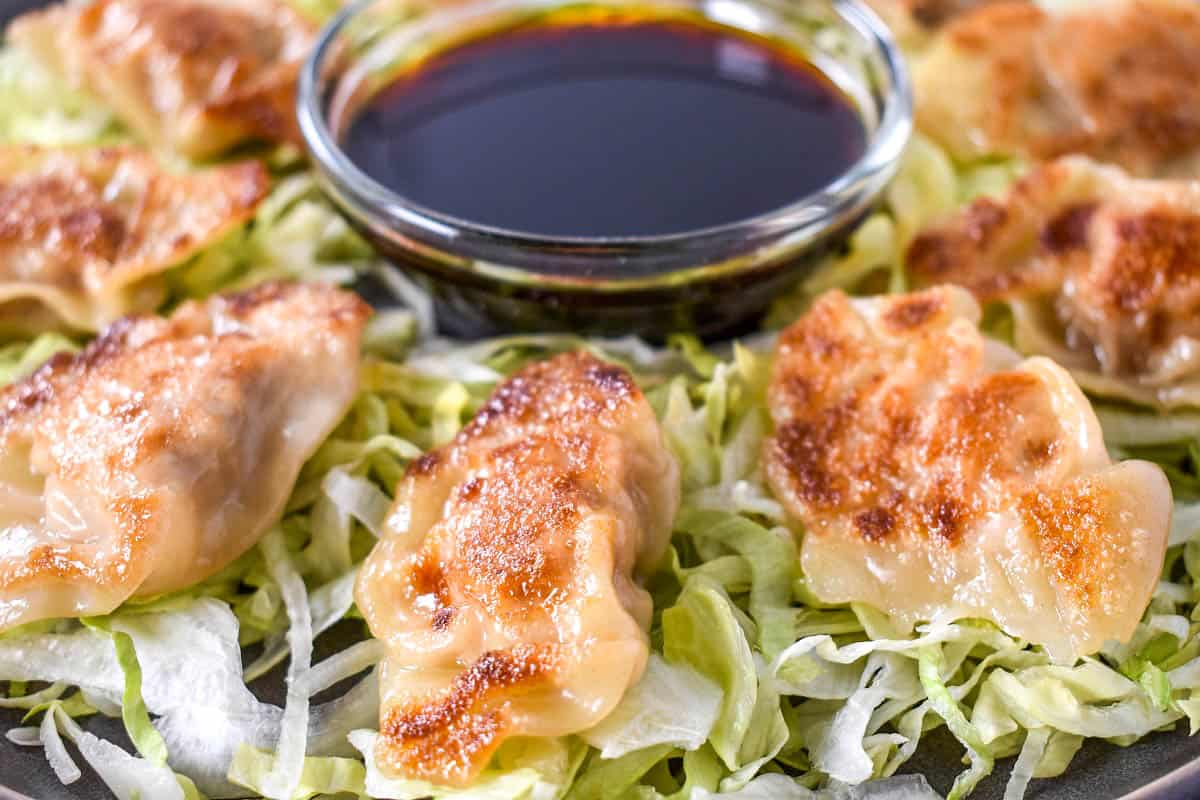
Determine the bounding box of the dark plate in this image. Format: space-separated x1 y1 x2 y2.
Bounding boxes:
1 698 1200 799
0 0 1197 796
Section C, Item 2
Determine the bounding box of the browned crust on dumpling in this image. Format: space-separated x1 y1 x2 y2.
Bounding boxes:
767 290 1086 568
1 281 368 431
0 145 269 330
916 0 1200 173
453 351 641 445
378 645 560 786
870 0 1025 29
1020 478 1113 608
907 157 1200 380
766 288 1171 656
1036 0 1200 175
10 0 314 158
366 350 672 785
0 282 369 596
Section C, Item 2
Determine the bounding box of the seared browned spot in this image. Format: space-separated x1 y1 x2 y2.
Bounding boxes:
586 360 636 396
0 315 145 429
378 645 556 786
0 491 156 591
883 294 943 331
771 415 847 510
1040 203 1097 253
408 550 449 607
1102 211 1200 313
908 0 1021 28
1020 480 1107 607
1038 1 1200 170
431 607 454 632
0 176 128 272
452 437 588 610
408 451 442 478
1023 437 1059 467
114 0 311 145
922 494 964 542
907 199 1010 287
854 507 895 542
461 352 641 441
458 477 483 501
932 372 1046 477
766 290 1092 558
223 280 369 324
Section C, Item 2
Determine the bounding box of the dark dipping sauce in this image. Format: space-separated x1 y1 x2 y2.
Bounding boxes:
342 13 867 239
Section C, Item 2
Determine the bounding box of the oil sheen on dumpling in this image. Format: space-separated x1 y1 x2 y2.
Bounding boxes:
764 287 1171 662
356 352 680 786
908 156 1200 408
864 0 1021 43
913 0 1200 176
0 282 368 631
9 0 314 159
0 145 268 334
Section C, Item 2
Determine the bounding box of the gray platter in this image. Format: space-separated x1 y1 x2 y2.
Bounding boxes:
1 618 1199 798
0 0 1198 796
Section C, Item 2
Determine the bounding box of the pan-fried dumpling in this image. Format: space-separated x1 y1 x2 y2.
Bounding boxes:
0 145 268 334
356 352 679 786
914 0 1200 176
764 287 1170 662
0 282 369 631
908 156 1200 408
9 0 314 159
865 0 1021 42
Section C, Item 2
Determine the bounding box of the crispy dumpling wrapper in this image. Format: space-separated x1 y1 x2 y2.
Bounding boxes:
0 282 369 631
764 287 1171 662
0 145 268 334
9 0 314 159
356 351 680 786
913 0 1200 176
908 155 1200 408
864 0 1021 44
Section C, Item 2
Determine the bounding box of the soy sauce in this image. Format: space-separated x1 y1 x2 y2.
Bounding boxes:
343 11 867 239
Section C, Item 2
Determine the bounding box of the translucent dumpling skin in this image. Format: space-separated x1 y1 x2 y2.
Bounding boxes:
0 145 268 334
0 282 369 631
914 0 1200 176
908 156 1200 408
356 352 680 786
764 287 1171 662
10 0 314 159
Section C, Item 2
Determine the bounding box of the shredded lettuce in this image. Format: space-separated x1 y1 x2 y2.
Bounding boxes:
0 47 118 146
0 38 1195 800
582 655 722 759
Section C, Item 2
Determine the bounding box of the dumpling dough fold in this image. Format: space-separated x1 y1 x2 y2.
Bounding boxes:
0 145 269 334
765 287 1171 662
908 156 1200 408
0 281 369 631
10 0 315 159
356 351 680 786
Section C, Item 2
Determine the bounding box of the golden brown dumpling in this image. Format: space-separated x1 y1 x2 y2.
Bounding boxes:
865 0 1021 42
914 0 1200 176
356 352 679 786
764 287 1170 662
0 282 369 631
9 0 314 159
908 156 1200 407
0 145 268 334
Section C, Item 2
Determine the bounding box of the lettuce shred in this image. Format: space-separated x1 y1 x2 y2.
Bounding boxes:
0 32 1196 800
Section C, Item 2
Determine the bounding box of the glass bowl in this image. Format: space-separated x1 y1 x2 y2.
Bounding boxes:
298 0 912 338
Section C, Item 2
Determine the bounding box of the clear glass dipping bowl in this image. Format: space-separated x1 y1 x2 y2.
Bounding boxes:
298 0 912 338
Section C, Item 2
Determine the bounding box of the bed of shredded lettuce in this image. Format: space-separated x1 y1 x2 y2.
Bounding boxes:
1 12 1200 800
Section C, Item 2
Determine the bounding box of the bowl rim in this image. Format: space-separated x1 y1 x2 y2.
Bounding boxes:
297 0 913 290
